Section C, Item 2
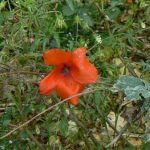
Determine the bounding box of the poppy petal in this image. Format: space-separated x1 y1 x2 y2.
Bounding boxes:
69 97 79 106
70 51 98 84
43 49 72 66
74 47 86 58
56 75 85 105
40 67 63 95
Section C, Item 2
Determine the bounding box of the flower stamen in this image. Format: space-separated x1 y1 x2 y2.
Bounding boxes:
62 65 70 75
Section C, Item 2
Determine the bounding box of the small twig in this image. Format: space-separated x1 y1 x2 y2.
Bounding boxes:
53 96 98 148
88 43 99 51
7 0 12 11
96 81 113 86
84 137 91 150
0 65 9 70
68 110 99 146
106 112 143 148
0 62 10 68
75 17 79 44
0 71 46 76
17 104 45 150
106 123 129 148
119 57 138 77
0 88 98 140
25 129 45 150
123 133 143 138
0 103 30 107
101 132 143 138
95 106 133 147
0 108 5 111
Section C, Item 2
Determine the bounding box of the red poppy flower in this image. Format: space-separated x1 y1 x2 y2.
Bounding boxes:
128 0 133 4
40 47 98 105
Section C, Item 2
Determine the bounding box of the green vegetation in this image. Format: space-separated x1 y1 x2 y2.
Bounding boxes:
0 0 150 149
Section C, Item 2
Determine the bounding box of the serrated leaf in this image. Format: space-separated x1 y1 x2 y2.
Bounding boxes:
106 7 121 20
82 13 93 26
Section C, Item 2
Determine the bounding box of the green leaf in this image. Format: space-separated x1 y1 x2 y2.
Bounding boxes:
65 0 75 11
59 116 68 136
62 5 76 16
94 91 101 105
106 7 121 20
54 33 60 48
0 1 6 11
81 13 93 26
113 76 150 101
97 144 103 150
3 119 11 126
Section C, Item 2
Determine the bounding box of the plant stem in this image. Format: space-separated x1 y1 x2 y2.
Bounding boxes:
0 89 99 139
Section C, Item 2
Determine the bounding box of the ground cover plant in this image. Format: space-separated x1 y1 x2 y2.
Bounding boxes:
0 0 150 149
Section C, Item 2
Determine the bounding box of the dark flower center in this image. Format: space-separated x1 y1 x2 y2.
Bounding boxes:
62 65 70 75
